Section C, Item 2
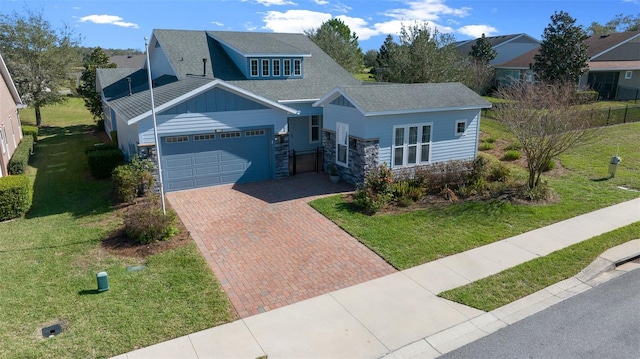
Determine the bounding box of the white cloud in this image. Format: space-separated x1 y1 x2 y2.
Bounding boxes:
457 25 498 38
245 0 297 6
384 0 470 21
211 21 224 27
314 0 329 4
79 14 139 28
262 9 331 33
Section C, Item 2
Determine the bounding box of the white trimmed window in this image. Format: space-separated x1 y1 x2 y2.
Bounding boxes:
625 71 632 79
220 131 241 139
293 59 301 76
455 120 466 136
284 59 291 76
310 115 321 143
392 124 432 168
273 59 281 76
262 59 270 76
194 133 215 141
165 135 189 143
250 59 259 77
336 122 349 166
245 130 265 137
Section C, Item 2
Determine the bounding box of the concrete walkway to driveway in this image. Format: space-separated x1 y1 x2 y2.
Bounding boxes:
114 196 640 359
166 174 396 318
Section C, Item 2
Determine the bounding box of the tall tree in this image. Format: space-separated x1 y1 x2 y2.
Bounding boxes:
375 23 466 84
0 9 81 126
469 33 497 64
533 11 589 84
363 49 378 68
77 47 116 120
305 18 363 73
587 13 640 35
495 81 597 189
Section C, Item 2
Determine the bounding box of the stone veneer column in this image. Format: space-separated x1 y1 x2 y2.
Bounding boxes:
137 144 162 194
274 134 289 179
322 130 379 185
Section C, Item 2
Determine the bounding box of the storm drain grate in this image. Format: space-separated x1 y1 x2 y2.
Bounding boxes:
41 323 63 338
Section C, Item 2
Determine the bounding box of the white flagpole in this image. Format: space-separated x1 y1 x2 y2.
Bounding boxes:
145 37 166 215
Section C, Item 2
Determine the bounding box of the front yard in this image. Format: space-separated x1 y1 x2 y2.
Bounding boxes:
310 120 640 270
0 98 235 358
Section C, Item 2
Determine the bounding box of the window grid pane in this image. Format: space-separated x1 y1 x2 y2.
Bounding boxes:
422 125 431 142
408 146 417 164
395 128 404 145
394 147 403 166
421 144 429 162
273 60 280 76
284 60 291 76
409 126 418 145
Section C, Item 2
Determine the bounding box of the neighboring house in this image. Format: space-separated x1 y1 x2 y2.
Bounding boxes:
97 29 490 192
494 31 640 100
109 54 145 69
0 53 24 177
455 33 540 66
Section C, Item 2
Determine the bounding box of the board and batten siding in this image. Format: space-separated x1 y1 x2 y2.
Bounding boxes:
158 87 269 115
137 108 287 144
322 103 368 138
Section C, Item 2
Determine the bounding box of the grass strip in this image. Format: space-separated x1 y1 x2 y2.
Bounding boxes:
438 222 640 312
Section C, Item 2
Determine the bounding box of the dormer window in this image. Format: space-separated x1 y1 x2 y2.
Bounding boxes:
273 59 281 76
262 59 270 76
294 59 301 76
250 59 259 77
284 59 291 76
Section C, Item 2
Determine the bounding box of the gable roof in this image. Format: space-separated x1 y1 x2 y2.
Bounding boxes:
150 29 361 102
455 34 538 56
314 83 491 116
496 30 640 70
0 53 22 105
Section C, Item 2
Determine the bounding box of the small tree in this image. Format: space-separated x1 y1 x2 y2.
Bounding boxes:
469 33 497 65
78 47 116 120
305 18 363 73
494 81 598 189
0 9 81 126
533 11 589 84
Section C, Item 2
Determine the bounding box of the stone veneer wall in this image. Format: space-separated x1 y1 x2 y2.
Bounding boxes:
274 134 289 179
322 130 379 185
137 144 162 194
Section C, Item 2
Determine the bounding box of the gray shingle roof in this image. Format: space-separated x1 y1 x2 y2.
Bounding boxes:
208 31 311 56
332 83 491 114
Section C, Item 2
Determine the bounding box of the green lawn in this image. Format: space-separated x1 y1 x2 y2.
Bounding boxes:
310 122 640 270
1 100 235 358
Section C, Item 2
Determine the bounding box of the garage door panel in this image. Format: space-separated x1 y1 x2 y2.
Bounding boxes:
161 128 271 191
194 165 221 176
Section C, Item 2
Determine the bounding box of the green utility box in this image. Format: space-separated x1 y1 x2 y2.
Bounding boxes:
97 271 109 292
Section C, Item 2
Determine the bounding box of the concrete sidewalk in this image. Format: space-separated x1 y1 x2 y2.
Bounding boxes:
113 197 640 359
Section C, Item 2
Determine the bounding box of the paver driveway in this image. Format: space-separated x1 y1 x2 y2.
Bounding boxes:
167 174 397 318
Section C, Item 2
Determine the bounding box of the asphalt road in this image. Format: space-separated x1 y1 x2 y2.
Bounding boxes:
441 268 640 359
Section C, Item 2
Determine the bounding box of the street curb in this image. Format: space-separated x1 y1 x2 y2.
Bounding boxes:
384 239 640 359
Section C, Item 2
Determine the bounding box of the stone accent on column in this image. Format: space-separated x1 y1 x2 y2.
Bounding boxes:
322 130 379 185
137 144 162 194
274 133 290 179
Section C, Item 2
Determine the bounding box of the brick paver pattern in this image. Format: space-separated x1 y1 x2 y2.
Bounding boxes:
167 174 397 318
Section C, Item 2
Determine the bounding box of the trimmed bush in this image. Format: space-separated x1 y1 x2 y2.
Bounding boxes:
112 157 155 203
478 141 494 151
123 196 178 244
502 150 522 161
85 142 119 154
8 136 34 175
87 148 124 179
0 175 32 221
21 126 38 142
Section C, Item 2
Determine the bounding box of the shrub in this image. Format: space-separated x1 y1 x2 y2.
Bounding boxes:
364 163 394 195
504 142 522 151
573 90 599 105
410 160 474 195
353 163 394 214
8 136 34 175
85 142 119 154
542 159 555 172
519 181 552 201
112 157 155 203
123 196 178 244
87 148 124 180
21 126 38 142
0 175 32 221
392 180 425 207
353 188 389 215
487 161 511 182
478 141 494 151
502 150 522 161
96 119 105 132
484 137 496 144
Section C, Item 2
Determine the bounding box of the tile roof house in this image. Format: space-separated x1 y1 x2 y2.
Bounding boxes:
494 30 640 100
98 29 490 191
0 53 24 177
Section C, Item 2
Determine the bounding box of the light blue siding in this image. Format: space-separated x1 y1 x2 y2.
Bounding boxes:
158 88 268 115
322 103 481 166
113 108 140 159
149 43 175 78
137 109 287 144
330 95 356 108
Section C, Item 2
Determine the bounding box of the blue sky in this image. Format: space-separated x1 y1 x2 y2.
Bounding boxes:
3 0 638 51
